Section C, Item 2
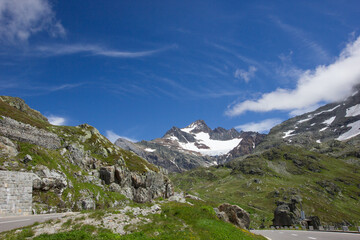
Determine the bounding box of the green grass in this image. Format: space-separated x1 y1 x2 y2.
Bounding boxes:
5 201 265 240
132 201 265 240
171 145 360 228
0 98 50 129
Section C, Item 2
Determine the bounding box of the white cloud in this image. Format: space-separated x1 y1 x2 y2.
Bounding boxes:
234 66 257 83
236 118 283 133
0 0 65 43
105 130 137 143
36 44 177 58
226 36 360 117
47 115 66 126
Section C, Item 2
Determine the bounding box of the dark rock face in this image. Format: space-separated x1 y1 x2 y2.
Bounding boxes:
163 127 196 143
135 140 216 173
272 200 300 227
221 132 265 163
216 203 251 229
99 166 173 203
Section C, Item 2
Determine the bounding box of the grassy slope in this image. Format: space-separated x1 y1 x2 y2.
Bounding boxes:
171 145 360 228
1 200 266 240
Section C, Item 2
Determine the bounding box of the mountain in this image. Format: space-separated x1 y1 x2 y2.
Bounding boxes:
115 120 264 172
0 96 173 213
171 87 360 228
257 86 360 153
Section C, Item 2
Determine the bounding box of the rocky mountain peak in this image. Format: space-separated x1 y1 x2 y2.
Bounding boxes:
184 120 212 133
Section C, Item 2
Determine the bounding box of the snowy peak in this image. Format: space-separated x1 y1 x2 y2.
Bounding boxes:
161 120 244 156
267 86 360 145
182 120 212 134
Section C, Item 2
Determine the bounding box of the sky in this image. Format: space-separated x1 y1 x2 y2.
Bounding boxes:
1 0 360 142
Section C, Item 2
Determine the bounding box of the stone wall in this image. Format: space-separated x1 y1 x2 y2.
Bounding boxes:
0 171 33 216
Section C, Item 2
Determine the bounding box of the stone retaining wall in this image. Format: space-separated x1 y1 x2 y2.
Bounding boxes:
0 171 33 216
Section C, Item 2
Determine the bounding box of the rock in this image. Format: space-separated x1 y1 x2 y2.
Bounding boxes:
316 180 341 196
0 116 60 149
214 207 229 222
0 136 18 158
217 203 251 229
308 216 321 230
78 198 96 210
109 183 122 193
22 154 32 164
168 192 186 203
272 200 300 227
185 194 204 201
33 166 67 193
99 166 116 184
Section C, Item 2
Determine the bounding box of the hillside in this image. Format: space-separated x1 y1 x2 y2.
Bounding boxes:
171 145 360 228
0 96 265 240
0 96 173 213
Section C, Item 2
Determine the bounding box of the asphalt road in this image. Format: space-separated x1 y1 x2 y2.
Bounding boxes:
0 213 66 233
252 230 360 240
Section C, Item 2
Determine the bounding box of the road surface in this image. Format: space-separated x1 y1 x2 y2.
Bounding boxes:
0 213 66 233
252 230 360 240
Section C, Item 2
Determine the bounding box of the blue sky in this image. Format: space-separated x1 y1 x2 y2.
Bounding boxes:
1 0 360 142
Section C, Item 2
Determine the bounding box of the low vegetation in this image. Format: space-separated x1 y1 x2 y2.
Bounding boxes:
171 145 360 228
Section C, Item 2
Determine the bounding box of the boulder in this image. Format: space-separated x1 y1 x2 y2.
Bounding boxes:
33 166 67 193
272 200 300 226
0 136 18 157
22 154 32 164
216 203 250 229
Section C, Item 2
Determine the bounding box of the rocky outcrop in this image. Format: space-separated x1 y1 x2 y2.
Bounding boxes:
215 203 250 229
99 166 173 203
221 132 265 163
0 136 18 158
33 166 68 194
0 117 60 149
272 200 301 227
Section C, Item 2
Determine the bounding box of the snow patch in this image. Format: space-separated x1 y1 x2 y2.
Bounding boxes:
144 148 156 152
314 105 340 116
298 116 312 124
319 127 328 132
282 130 296 138
181 125 197 133
337 120 360 141
345 104 360 117
178 132 242 156
322 116 336 125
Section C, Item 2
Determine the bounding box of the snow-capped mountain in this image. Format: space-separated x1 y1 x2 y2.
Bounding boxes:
114 120 263 172
258 86 360 150
161 120 243 156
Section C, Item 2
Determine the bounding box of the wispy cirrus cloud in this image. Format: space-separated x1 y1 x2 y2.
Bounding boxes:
234 66 257 83
226 36 360 117
35 43 177 58
236 118 283 133
0 0 65 44
270 16 329 62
